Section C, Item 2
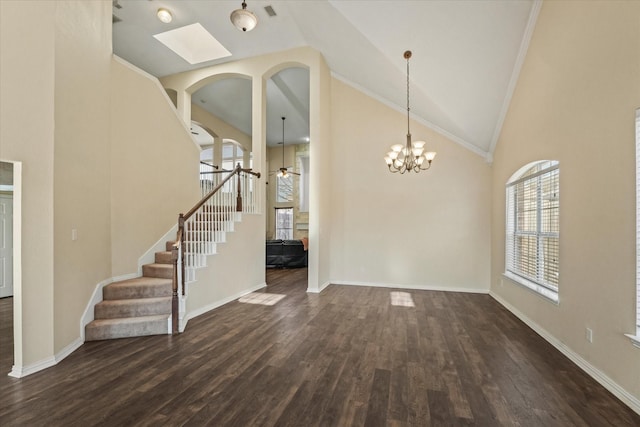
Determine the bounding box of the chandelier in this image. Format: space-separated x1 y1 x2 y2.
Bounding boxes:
384 51 436 174
230 1 258 32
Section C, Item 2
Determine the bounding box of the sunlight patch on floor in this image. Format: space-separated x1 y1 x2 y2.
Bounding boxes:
238 292 286 306
390 291 415 307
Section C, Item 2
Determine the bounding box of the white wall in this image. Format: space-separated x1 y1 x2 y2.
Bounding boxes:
491 0 640 405
329 79 492 292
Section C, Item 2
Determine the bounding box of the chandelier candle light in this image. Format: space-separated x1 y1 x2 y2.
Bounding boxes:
384 51 436 174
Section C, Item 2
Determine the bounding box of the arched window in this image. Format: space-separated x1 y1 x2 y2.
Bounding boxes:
505 160 560 302
221 139 251 170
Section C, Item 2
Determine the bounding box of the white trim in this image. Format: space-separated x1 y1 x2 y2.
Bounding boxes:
625 334 640 349
488 0 542 157
9 336 83 379
54 338 83 364
180 282 267 332
138 224 178 275
307 280 331 294
330 72 490 161
330 280 489 295
9 357 56 378
503 272 559 304
79 273 139 342
490 291 640 416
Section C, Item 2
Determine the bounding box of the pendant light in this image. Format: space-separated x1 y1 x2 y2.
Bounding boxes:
384 51 436 174
230 1 258 32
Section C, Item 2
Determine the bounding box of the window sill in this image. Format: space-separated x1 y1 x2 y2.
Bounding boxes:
625 334 640 349
503 272 559 304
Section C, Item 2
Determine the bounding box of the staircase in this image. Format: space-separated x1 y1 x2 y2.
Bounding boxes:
85 243 176 341
85 166 260 341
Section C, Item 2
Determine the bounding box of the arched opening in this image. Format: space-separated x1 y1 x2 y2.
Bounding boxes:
265 67 310 274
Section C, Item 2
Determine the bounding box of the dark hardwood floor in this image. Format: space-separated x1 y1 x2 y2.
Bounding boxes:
0 270 638 426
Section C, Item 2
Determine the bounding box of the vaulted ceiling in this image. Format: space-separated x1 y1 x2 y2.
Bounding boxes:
112 0 539 156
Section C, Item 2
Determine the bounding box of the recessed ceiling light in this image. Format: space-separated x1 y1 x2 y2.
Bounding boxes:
153 23 232 65
156 8 172 24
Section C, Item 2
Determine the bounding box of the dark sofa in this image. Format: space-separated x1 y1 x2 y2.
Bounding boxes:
266 239 307 268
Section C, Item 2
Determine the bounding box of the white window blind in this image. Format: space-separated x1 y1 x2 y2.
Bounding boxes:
636 108 640 332
505 161 559 300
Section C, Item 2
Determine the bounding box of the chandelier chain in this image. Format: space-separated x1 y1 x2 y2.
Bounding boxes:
407 54 410 136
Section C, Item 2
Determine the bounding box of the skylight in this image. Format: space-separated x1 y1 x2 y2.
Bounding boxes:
153 23 231 65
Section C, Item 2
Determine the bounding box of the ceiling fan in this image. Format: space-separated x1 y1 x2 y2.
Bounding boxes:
271 116 300 178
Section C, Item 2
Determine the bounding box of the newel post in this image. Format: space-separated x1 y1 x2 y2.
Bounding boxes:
171 239 179 335
178 213 186 296
236 163 243 212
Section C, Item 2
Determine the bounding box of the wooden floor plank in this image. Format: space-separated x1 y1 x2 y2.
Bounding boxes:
0 272 638 426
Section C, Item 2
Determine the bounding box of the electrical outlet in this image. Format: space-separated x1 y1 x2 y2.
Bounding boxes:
71 229 78 241
500 279 504 287
586 328 593 343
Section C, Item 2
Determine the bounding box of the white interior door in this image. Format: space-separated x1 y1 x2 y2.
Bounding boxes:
0 194 13 298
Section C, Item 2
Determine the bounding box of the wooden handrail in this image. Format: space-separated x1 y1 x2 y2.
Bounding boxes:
200 161 218 170
171 163 260 334
185 165 260 221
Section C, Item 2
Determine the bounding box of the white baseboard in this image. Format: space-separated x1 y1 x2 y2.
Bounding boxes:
307 280 331 294
138 224 178 275
180 282 267 332
331 280 489 294
9 337 83 378
490 291 640 416
9 357 56 378
80 273 139 341
55 337 83 364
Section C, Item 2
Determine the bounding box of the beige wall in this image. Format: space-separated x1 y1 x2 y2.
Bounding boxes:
110 58 201 277
191 104 252 153
185 214 265 317
0 0 57 370
53 0 113 354
0 0 205 369
329 78 492 291
310 55 333 291
491 0 640 400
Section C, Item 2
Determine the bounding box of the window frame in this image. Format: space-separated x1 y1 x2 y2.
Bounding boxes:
504 160 560 303
274 207 294 240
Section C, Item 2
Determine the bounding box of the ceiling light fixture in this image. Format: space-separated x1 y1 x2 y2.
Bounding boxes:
156 8 173 24
384 51 436 174
230 1 258 32
276 117 300 178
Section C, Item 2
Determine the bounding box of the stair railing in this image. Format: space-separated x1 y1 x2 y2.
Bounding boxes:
170 163 260 333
